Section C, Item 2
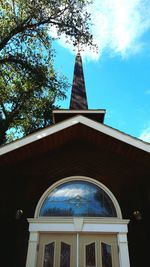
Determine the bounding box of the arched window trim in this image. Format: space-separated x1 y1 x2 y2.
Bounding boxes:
34 176 122 219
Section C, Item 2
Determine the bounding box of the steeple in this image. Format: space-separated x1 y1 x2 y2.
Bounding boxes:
52 52 106 124
70 52 88 109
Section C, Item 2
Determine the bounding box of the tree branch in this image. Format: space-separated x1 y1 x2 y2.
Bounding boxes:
0 55 44 81
12 0 18 24
0 103 8 120
0 4 70 52
0 17 31 51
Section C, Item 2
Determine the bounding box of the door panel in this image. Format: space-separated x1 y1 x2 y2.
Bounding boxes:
37 234 76 267
79 234 119 267
37 233 119 267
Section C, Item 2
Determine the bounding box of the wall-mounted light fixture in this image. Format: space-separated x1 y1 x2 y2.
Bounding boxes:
132 210 142 221
15 209 23 220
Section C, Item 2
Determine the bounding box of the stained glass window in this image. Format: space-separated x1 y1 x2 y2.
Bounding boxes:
39 180 117 217
60 242 70 267
43 242 54 267
101 242 112 267
86 242 96 267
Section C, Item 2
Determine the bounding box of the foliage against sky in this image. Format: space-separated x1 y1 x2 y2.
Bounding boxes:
57 0 150 60
0 0 93 145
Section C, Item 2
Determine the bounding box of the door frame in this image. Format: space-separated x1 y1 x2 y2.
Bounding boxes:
26 177 130 267
26 217 130 267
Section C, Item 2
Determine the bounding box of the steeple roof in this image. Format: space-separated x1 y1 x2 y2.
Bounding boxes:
52 52 106 124
70 52 88 109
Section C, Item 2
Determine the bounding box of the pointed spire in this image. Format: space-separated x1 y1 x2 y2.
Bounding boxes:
70 52 88 109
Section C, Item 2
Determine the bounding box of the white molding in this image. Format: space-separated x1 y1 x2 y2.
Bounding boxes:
28 221 129 233
26 220 130 267
28 217 129 224
1 115 149 155
28 218 129 233
73 217 84 231
80 116 150 152
26 232 39 267
77 233 79 267
26 177 129 267
52 109 106 114
34 176 122 219
118 233 130 267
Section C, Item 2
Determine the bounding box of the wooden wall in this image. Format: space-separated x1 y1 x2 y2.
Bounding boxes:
1 140 150 267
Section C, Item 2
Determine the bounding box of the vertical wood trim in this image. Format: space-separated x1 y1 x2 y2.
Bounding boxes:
26 232 39 267
117 233 130 267
77 233 79 267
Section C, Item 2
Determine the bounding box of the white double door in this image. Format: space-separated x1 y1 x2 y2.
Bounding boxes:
37 233 119 267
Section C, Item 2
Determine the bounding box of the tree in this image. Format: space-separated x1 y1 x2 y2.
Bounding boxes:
0 0 93 145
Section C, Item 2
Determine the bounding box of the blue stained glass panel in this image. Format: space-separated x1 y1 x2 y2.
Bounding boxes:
86 242 96 267
39 181 117 217
60 242 70 267
43 242 54 267
101 242 112 267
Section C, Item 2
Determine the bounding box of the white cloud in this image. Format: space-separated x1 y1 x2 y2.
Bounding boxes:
48 186 97 199
50 188 87 198
52 0 150 60
139 126 150 142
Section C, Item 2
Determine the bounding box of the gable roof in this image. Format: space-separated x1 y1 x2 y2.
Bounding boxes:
0 115 149 156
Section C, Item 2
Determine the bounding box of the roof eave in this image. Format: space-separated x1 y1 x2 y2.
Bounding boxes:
0 115 149 156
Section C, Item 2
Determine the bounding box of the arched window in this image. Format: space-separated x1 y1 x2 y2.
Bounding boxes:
38 178 118 217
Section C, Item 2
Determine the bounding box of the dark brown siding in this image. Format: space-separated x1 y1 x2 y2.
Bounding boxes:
1 140 150 267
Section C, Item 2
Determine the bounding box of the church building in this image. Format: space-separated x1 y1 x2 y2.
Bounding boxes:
0 52 150 267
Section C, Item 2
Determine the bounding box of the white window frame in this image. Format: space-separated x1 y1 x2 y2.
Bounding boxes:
26 176 130 267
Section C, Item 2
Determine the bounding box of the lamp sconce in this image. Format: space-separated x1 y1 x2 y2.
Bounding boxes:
132 210 142 221
15 209 23 220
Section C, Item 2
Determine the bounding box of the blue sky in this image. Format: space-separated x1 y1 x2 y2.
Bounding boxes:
52 0 150 143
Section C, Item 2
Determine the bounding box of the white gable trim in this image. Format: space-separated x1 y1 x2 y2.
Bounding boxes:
53 109 106 114
0 115 149 155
